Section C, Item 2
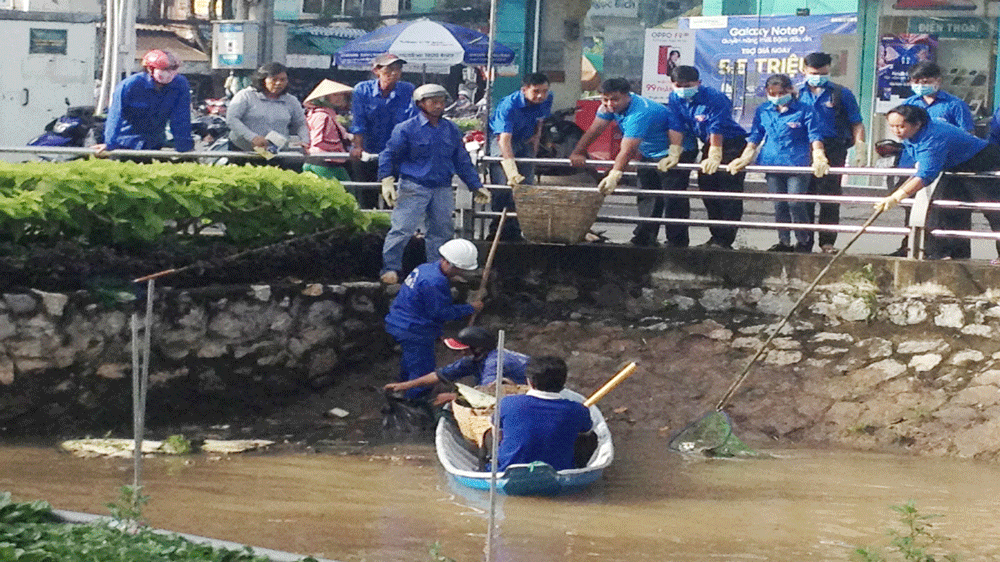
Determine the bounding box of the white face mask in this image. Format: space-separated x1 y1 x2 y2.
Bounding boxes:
152 68 178 85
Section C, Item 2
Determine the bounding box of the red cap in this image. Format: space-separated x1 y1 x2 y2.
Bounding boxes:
443 337 469 350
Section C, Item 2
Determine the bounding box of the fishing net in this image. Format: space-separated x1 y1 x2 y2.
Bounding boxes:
667 410 762 458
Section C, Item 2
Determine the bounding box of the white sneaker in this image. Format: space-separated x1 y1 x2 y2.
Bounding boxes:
380 271 399 285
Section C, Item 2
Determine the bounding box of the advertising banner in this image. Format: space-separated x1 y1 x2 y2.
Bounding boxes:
876 33 937 113
641 29 696 102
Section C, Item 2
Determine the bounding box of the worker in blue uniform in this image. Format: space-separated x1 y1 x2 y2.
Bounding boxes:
350 53 419 207
488 72 553 241
377 84 492 285
383 239 484 401
874 105 1000 258
729 74 829 253
660 66 749 249
383 326 530 405
95 49 193 155
495 356 593 472
798 52 866 254
569 78 694 247
897 61 979 259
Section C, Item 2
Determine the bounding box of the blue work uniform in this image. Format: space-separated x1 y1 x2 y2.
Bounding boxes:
437 349 531 386
667 85 748 248
378 113 482 276
903 120 987 185
496 392 593 471
488 89 554 240
596 93 672 159
990 107 1000 146
350 79 418 154
104 72 193 152
797 81 864 249
384 261 475 399
903 90 975 133
748 99 823 250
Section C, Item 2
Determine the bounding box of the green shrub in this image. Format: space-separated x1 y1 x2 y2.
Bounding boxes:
854 501 960 562
0 160 373 245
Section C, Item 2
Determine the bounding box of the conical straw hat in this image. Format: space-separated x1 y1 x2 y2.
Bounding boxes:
304 79 353 104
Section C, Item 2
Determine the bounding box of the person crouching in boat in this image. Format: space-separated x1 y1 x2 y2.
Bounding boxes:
383 326 530 407
494 356 593 471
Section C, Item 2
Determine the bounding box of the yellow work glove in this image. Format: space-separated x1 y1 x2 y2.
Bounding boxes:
597 170 623 195
380 177 397 207
727 145 755 175
700 145 723 175
656 144 684 172
874 188 908 213
812 148 830 178
473 188 492 205
500 158 525 186
852 140 868 167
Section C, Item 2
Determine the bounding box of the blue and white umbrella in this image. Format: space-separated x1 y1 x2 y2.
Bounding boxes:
334 19 516 70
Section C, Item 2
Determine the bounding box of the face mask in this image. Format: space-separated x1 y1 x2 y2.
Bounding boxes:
911 83 938 97
768 94 793 106
674 86 698 100
806 74 828 87
152 69 178 85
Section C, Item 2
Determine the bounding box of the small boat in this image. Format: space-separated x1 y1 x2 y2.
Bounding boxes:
435 389 614 496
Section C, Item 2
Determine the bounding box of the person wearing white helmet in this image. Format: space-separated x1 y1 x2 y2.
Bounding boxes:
377 84 491 285
383 238 484 401
93 49 193 156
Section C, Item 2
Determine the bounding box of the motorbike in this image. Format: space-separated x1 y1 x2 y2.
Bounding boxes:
27 105 105 160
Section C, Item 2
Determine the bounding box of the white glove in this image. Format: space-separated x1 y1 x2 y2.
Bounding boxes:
500 158 525 186
727 145 755 175
853 140 868 167
473 188 492 205
656 144 684 172
597 170 623 195
874 188 908 213
812 148 830 178
381 177 397 207
700 145 723 175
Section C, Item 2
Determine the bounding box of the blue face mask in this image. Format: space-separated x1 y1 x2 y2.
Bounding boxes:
911 83 938 97
805 74 829 87
674 86 698 100
768 94 793 106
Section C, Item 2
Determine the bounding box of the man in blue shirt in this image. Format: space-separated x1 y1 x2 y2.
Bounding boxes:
798 52 866 254
569 78 694 247
660 66 749 249
496 356 593 472
383 326 530 405
377 84 492 285
350 53 419 207
488 72 553 241
95 50 193 155
384 239 484 400
875 105 1000 259
898 61 979 259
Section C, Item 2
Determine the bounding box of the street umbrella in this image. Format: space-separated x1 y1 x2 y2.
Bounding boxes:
334 18 516 71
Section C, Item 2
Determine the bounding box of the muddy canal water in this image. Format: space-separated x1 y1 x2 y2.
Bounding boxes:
4 430 1000 562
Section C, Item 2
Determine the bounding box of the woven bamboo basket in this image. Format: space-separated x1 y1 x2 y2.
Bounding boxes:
513 185 604 244
451 383 529 447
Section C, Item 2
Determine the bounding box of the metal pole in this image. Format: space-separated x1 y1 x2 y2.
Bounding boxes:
130 312 141 490
482 0 498 132
97 0 116 111
485 329 504 562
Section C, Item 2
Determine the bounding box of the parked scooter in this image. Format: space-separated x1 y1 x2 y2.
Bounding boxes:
535 106 598 181
27 105 105 160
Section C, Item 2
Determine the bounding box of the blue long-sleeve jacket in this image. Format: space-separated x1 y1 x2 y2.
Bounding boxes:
746 99 823 166
377 113 482 190
104 72 193 152
384 261 474 342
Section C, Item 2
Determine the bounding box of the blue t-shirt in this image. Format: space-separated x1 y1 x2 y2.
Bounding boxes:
104 72 193 152
596 93 672 159
903 90 975 133
377 113 482 190
496 392 593 471
489 90 553 143
384 261 474 342
351 79 418 153
746 99 822 167
437 349 530 386
902 120 988 184
797 82 863 144
667 86 747 144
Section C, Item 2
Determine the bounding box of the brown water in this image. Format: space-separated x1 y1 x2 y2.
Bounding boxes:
3 429 1000 562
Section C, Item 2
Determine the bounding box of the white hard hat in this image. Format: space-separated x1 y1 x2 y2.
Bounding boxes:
413 83 449 103
439 239 478 270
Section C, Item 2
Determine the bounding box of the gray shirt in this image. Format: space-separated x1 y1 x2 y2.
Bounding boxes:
227 87 309 151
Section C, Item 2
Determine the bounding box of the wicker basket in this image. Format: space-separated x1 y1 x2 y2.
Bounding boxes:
451 383 530 447
513 185 604 244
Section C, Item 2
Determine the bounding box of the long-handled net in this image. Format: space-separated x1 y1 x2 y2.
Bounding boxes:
669 207 887 457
